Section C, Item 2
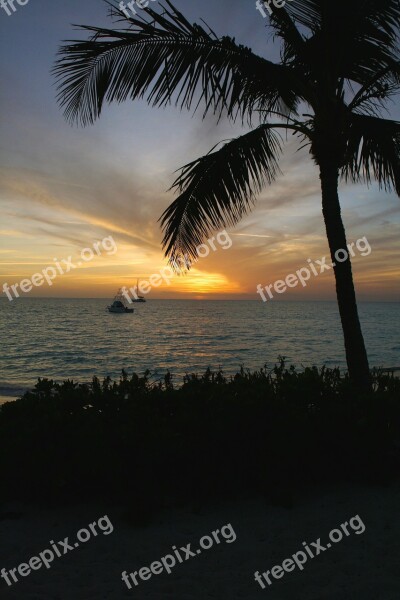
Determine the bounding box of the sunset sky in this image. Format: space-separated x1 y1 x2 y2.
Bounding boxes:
0 0 399 301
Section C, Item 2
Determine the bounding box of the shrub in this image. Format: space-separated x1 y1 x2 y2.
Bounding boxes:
0 360 399 508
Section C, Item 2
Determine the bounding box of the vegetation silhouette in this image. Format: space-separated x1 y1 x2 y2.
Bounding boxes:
0 362 399 512
53 0 400 391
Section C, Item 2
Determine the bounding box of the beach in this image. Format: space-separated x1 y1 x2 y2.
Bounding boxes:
1 482 399 599
1 0 400 598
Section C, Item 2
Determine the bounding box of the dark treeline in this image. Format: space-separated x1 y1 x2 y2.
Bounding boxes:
1 360 399 520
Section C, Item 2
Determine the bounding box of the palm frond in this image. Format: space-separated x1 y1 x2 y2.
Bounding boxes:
159 125 284 263
341 114 400 195
348 60 400 115
282 0 321 34
53 0 299 126
285 0 400 48
268 7 306 65
284 0 400 88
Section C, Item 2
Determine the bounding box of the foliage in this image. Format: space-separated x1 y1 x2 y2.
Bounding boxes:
1 360 399 511
53 0 400 261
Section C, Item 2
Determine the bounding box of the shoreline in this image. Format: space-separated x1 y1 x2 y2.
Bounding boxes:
2 363 399 405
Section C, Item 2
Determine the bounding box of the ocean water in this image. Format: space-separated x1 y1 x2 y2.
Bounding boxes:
0 299 399 401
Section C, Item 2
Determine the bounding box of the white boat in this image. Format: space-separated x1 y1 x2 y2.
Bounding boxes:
107 290 134 313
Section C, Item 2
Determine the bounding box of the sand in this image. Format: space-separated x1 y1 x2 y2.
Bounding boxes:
0 482 399 599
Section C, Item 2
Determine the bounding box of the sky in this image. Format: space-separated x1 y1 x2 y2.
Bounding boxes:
0 0 399 301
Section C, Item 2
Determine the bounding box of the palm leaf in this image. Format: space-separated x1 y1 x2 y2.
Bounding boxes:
268 7 306 65
53 0 299 126
160 125 284 263
283 0 400 87
349 60 400 115
341 114 400 195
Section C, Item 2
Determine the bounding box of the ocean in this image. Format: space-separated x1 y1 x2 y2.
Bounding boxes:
0 299 399 402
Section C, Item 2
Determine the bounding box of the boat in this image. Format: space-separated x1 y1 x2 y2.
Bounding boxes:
107 290 134 313
131 279 146 303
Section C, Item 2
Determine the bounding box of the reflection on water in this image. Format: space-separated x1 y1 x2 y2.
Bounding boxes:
0 299 399 398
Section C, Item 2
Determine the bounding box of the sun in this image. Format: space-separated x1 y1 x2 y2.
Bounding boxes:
172 269 240 295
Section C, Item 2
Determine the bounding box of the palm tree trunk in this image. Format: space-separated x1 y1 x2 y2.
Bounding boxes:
319 163 371 392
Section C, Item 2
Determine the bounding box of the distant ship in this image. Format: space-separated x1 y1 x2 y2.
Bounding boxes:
107 290 134 313
131 279 146 303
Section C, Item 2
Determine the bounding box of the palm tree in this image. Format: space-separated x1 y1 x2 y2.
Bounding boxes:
53 0 400 392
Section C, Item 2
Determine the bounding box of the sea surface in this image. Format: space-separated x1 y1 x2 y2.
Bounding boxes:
0 299 399 402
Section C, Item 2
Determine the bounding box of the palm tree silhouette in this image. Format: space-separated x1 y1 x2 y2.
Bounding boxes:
53 0 400 391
